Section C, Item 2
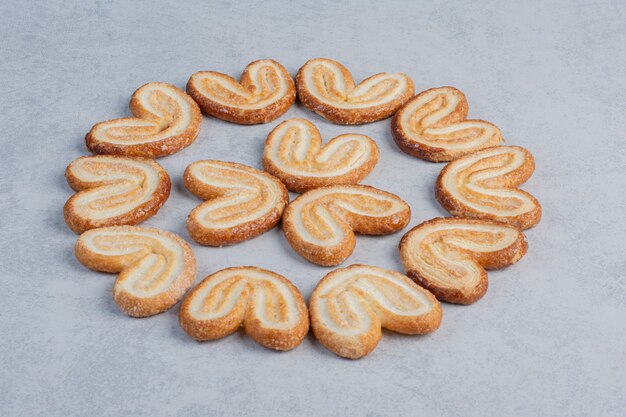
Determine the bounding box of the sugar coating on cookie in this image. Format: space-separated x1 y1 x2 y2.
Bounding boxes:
186 59 296 124
399 217 528 305
75 226 196 317
64 155 171 233
86 82 202 158
184 160 289 246
179 266 309 351
436 146 541 229
309 264 442 359
282 185 410 266
263 118 379 192
392 86 501 162
296 58 414 124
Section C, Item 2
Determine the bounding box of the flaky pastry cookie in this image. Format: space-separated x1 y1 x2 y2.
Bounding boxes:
179 266 309 351
64 155 171 233
86 82 202 158
75 226 196 317
399 217 527 304
184 160 289 246
186 59 296 124
282 185 410 266
262 118 379 192
436 146 541 229
309 264 442 359
296 58 414 124
391 86 501 161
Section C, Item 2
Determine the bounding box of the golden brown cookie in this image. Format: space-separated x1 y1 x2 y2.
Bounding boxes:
184 160 289 246
187 59 296 124
282 185 410 266
296 58 414 124
179 266 309 351
399 217 528 304
391 86 501 161
75 226 196 317
436 146 541 229
64 155 171 233
309 264 442 359
86 82 202 158
262 118 379 192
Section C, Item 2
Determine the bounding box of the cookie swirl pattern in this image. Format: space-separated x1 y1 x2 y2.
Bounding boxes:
309 264 442 359
187 59 296 124
86 82 202 158
296 58 414 124
282 185 410 266
64 155 171 233
179 266 309 351
184 160 289 246
399 217 528 304
436 146 541 229
263 118 379 192
392 86 501 161
75 226 196 317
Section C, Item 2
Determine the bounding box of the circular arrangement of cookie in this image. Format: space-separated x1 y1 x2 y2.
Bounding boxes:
67 58 541 359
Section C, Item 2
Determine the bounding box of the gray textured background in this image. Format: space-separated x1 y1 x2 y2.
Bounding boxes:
1 0 625 416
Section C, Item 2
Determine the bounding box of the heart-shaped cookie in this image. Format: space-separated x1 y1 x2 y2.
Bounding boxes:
179 266 309 351
392 86 502 161
75 226 197 317
399 217 528 304
296 58 414 124
64 155 171 233
263 118 379 192
436 146 541 229
184 160 289 246
310 264 442 359
282 185 410 266
187 59 296 124
86 82 202 158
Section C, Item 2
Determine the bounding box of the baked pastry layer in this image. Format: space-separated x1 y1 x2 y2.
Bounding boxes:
282 185 410 266
309 264 442 359
399 217 527 304
86 82 202 158
75 226 196 317
392 86 501 161
296 58 414 124
179 266 309 351
187 59 296 124
184 160 289 246
436 146 541 229
64 155 171 233
263 118 379 192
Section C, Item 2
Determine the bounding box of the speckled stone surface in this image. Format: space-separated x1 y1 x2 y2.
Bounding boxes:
1 1 625 416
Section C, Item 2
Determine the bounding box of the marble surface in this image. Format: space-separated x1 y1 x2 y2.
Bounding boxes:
1 0 625 416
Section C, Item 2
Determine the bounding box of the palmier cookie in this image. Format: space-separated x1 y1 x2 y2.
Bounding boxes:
64 155 171 233
399 217 527 305
436 146 541 229
296 58 414 125
184 161 289 246
186 59 296 124
282 185 410 266
263 118 379 192
86 82 202 158
179 266 309 351
75 226 196 317
309 264 442 359
392 86 501 161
